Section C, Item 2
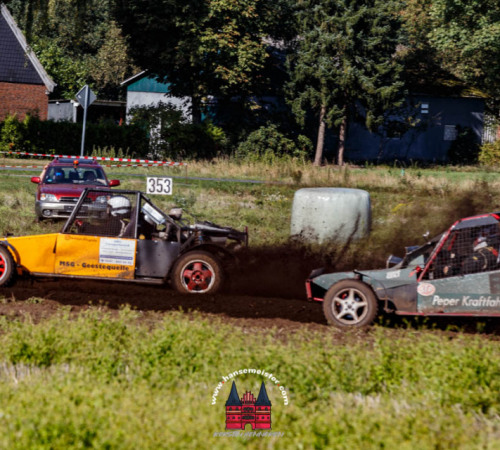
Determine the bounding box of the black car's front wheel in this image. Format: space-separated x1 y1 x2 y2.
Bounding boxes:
323 280 378 328
171 251 223 294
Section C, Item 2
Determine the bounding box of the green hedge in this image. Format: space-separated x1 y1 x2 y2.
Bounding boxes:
0 115 148 157
479 140 500 166
236 124 312 163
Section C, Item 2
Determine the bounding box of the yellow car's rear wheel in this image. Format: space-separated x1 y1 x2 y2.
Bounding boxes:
0 246 15 286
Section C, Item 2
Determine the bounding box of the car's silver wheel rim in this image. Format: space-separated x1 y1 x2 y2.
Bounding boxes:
330 288 369 325
180 259 215 294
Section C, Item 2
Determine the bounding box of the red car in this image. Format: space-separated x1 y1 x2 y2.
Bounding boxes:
31 158 120 220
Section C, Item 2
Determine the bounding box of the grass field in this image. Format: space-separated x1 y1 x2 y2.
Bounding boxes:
0 308 499 448
0 158 500 448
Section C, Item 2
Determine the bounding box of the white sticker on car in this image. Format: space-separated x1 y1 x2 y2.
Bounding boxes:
99 238 136 266
417 282 436 296
386 270 401 279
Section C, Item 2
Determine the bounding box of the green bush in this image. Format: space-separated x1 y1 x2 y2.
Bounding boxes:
478 140 500 166
0 114 23 152
236 124 312 163
0 114 148 157
129 103 228 160
90 146 130 159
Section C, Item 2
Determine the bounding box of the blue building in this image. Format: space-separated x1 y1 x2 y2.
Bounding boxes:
345 94 485 163
120 70 486 163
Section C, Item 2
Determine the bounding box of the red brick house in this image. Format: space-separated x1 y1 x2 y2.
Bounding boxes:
0 3 55 121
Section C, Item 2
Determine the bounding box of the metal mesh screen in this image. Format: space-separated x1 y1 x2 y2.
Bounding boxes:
428 223 500 279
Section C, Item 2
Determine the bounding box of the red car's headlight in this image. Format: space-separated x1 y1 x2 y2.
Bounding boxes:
40 194 58 202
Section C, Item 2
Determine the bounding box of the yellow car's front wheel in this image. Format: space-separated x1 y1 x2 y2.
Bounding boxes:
171 251 223 295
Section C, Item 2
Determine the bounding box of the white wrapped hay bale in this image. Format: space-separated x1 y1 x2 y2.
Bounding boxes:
291 188 371 243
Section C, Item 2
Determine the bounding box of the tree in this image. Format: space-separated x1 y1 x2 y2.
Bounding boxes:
113 0 291 123
4 0 136 98
427 0 500 107
93 21 138 96
399 0 437 81
287 0 405 165
30 37 89 98
3 0 52 41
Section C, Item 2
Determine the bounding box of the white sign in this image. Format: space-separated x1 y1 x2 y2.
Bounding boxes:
147 177 173 195
444 125 458 141
99 238 135 266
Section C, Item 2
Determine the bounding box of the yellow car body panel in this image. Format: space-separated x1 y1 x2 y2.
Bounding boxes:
54 234 136 279
6 234 136 280
6 234 58 273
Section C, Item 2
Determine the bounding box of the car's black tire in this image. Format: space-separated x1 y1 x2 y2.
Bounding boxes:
0 245 15 287
323 279 378 328
171 251 223 294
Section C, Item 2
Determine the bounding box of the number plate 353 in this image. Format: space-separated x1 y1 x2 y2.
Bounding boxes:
146 177 173 195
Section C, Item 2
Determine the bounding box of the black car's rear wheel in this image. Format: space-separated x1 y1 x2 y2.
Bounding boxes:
0 246 15 287
323 280 378 328
171 251 223 294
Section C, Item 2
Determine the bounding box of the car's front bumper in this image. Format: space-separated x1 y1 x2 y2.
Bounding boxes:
35 200 106 220
36 200 77 219
306 268 326 301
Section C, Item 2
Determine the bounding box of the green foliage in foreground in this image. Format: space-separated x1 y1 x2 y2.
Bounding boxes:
0 308 499 448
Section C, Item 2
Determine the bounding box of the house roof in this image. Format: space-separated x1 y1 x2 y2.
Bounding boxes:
121 71 171 94
120 70 148 87
0 3 56 92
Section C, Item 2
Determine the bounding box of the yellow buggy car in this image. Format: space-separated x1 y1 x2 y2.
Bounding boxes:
0 189 247 294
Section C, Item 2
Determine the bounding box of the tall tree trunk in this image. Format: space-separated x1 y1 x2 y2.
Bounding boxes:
337 116 347 166
313 104 326 166
191 95 202 124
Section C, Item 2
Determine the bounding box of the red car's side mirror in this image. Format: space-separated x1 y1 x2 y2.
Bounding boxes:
31 176 41 184
109 179 120 187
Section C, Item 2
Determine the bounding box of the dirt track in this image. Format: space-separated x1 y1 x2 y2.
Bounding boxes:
2 276 500 338
2 249 500 336
0 247 332 331
0 278 328 332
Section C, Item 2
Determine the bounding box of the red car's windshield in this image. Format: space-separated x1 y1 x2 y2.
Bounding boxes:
43 166 108 186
